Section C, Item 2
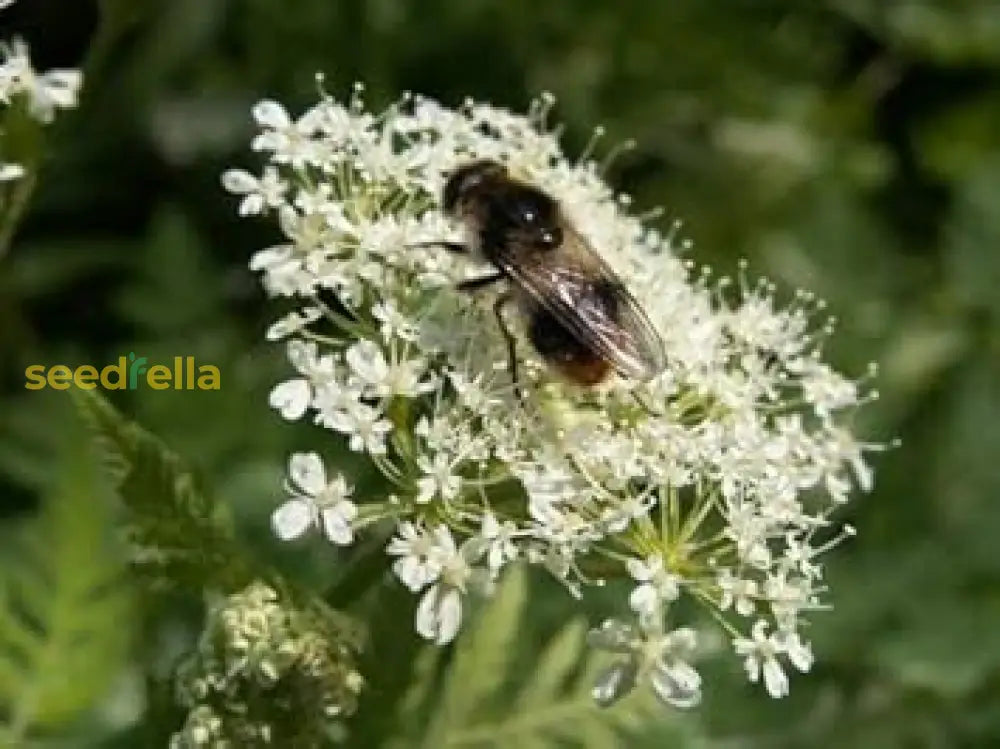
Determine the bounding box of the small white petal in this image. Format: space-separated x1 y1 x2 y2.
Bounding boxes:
393 557 428 592
271 499 313 541
783 634 814 673
321 506 354 545
629 583 658 617
435 588 463 644
345 339 388 385
481 511 499 538
587 619 637 653
41 69 82 98
736 596 756 617
249 246 291 272
414 477 436 504
592 661 637 707
253 99 291 129
431 525 457 556
762 657 789 698
221 168 258 193
289 452 327 495
239 193 265 216
650 661 702 709
269 379 310 420
415 586 440 640
667 627 698 656
625 556 653 582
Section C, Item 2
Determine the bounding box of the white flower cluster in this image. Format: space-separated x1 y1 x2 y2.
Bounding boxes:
226 82 883 708
0 8 84 184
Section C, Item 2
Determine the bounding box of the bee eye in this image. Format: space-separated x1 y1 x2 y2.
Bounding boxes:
443 160 506 213
443 171 481 212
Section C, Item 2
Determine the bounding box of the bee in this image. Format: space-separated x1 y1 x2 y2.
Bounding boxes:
428 159 666 389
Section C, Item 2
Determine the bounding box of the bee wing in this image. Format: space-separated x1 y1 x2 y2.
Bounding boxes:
496 226 666 380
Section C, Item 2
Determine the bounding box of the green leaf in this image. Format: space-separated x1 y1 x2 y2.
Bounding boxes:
389 568 664 749
0 440 130 743
71 389 248 591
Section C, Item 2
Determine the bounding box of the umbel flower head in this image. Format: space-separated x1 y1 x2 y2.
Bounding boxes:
225 80 885 708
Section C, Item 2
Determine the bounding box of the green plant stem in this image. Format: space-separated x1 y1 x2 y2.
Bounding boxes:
0 169 37 261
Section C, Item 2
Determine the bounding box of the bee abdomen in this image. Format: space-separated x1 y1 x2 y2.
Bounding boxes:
527 307 611 386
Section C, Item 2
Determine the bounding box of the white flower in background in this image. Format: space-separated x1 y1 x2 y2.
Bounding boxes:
0 37 31 104
0 38 82 123
413 526 489 645
271 452 357 545
0 162 23 181
589 619 702 709
268 339 336 420
228 84 884 708
0 34 82 182
220 165 287 216
733 619 813 699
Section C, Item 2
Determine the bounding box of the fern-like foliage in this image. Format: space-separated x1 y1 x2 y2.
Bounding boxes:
0 441 130 744
71 389 248 592
70 390 368 743
387 569 662 749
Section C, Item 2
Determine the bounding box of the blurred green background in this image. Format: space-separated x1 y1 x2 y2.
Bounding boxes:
1 0 999 746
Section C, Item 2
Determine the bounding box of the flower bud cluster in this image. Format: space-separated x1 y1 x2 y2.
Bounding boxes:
171 582 363 747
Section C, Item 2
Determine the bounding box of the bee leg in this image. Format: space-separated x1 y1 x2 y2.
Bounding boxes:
456 271 504 292
455 275 523 400
630 391 661 416
492 291 525 402
410 241 470 254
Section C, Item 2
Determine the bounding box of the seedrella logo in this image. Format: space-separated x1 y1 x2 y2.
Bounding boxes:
25 354 221 391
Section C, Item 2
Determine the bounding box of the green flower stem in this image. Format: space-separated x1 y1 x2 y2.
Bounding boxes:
0 168 37 261
0 100 43 262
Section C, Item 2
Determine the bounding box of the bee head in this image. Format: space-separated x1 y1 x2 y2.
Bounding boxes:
442 159 507 215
